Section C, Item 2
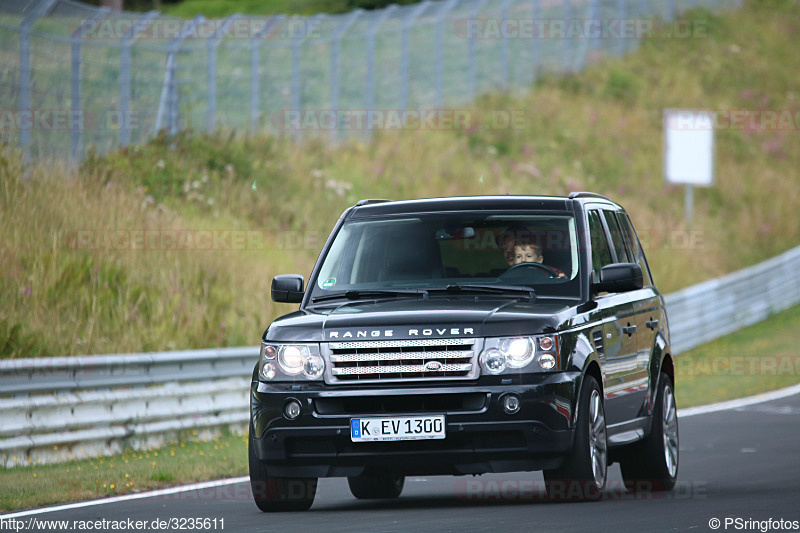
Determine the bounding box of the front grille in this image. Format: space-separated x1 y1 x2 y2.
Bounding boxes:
324 338 479 384
314 392 488 415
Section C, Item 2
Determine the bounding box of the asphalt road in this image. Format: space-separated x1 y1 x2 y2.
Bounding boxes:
7 390 800 533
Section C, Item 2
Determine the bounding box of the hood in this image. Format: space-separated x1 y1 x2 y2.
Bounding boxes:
264 297 579 342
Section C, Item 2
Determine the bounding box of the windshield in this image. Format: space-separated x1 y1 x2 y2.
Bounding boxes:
312 212 581 299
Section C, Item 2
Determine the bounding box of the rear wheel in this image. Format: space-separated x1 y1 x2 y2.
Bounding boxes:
620 373 679 492
248 427 317 512
543 374 607 501
347 472 405 499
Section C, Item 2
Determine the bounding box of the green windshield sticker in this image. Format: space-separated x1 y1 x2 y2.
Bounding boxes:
322 277 337 289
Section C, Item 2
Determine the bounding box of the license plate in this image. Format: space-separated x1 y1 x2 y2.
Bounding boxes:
350 415 446 442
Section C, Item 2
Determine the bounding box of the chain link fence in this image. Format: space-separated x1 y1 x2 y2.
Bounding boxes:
0 0 739 162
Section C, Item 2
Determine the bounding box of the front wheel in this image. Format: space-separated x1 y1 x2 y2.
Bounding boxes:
620 372 679 492
543 374 607 501
248 427 317 512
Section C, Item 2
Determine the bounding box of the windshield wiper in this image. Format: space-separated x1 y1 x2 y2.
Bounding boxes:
430 284 536 301
311 289 428 303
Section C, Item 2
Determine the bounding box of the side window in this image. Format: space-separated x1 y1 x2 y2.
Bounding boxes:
617 213 654 287
587 210 613 277
601 210 632 263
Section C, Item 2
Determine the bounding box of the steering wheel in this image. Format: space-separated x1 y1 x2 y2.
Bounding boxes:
504 262 560 278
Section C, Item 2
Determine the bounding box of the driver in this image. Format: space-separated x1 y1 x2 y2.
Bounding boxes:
512 242 566 278
498 226 566 278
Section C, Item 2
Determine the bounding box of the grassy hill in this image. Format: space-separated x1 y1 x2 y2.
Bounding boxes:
1 0 799 358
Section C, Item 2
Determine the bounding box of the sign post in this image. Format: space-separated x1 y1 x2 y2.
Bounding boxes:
664 109 715 227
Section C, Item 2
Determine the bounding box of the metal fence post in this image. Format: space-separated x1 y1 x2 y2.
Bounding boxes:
616 0 626 56
365 5 396 134
291 14 325 142
531 0 540 85
595 0 605 55
400 1 430 112
328 10 362 143
120 11 159 147
155 15 202 135
500 0 514 91
71 8 110 164
18 0 58 163
207 15 240 133
434 0 458 109
562 0 572 72
574 0 597 70
249 15 283 134
467 0 491 101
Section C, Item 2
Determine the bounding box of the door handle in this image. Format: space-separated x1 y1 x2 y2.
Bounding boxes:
646 319 659 330
622 324 637 336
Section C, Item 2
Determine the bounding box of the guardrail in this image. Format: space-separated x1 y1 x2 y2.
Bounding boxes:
0 348 255 467
665 244 800 354
2 243 800 467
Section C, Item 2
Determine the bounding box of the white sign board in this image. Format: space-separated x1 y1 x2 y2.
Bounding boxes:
664 109 715 186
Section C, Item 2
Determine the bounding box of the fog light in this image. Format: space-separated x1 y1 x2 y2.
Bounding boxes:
502 394 521 415
284 399 302 420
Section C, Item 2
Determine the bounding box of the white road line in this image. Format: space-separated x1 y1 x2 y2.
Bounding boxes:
0 476 248 519
677 382 800 417
3 382 800 519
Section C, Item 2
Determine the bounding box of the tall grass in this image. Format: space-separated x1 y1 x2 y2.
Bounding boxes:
1 0 799 358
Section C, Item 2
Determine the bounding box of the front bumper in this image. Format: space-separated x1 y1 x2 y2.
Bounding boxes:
250 372 581 478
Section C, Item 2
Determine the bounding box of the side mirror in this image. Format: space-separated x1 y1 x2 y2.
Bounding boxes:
594 263 643 294
271 274 304 303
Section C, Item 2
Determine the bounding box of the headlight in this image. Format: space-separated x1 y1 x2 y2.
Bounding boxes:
303 354 325 379
479 348 507 375
278 345 307 375
479 335 559 375
501 337 534 368
260 342 324 381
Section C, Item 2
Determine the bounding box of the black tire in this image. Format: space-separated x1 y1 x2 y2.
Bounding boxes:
620 373 679 492
347 472 405 499
543 374 607 501
248 426 317 512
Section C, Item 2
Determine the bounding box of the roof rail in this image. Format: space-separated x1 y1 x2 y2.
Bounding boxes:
355 198 393 206
568 191 612 201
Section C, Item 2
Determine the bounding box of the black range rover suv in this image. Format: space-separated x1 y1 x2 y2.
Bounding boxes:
249 193 678 510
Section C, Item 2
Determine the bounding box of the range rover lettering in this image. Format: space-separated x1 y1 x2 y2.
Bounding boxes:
249 193 678 511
